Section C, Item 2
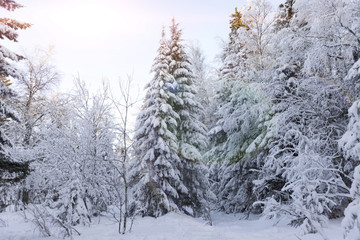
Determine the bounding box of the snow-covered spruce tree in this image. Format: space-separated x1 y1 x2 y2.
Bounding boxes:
130 27 185 217
0 77 28 186
0 0 30 208
131 22 212 221
219 7 250 82
130 71 185 217
168 19 212 219
340 101 360 238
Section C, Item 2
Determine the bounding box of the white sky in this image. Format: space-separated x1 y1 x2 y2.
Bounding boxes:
1 0 283 94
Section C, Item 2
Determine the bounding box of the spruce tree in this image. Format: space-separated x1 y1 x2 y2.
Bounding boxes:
219 7 249 81
131 71 186 217
168 19 212 220
0 77 28 185
340 100 360 238
131 20 212 221
168 19 208 163
0 0 30 187
130 29 186 217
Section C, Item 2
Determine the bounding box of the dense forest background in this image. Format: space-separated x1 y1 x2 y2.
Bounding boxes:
1 0 360 239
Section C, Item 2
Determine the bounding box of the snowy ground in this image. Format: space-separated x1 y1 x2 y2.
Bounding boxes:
1 210 359 240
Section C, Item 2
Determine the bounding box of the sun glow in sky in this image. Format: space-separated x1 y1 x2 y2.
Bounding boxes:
51 3 127 39
2 0 283 94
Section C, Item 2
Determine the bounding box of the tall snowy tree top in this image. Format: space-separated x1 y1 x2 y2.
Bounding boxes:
150 26 171 80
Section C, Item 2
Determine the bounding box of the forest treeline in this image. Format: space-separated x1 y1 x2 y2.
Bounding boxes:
1 0 360 239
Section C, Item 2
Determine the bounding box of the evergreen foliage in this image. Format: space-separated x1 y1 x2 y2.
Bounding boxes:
0 0 30 203
131 19 211 221
340 100 360 238
2 0 360 238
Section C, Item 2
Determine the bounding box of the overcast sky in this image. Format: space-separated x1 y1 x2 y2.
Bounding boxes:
2 0 282 93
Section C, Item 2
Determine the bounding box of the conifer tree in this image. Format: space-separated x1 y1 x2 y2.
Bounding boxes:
208 7 252 164
0 0 30 188
208 80 272 213
168 18 208 163
131 21 212 221
130 29 185 217
131 71 185 217
219 7 249 81
168 19 212 220
340 100 360 238
0 76 28 185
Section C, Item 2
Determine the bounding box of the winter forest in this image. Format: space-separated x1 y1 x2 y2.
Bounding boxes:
1 0 360 239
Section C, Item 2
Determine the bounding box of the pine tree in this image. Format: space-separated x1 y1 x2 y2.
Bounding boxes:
150 26 171 78
342 165 360 238
0 76 28 185
0 0 30 189
207 4 273 213
219 7 249 81
168 19 212 220
130 28 185 217
131 21 212 221
168 19 207 162
131 71 185 217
